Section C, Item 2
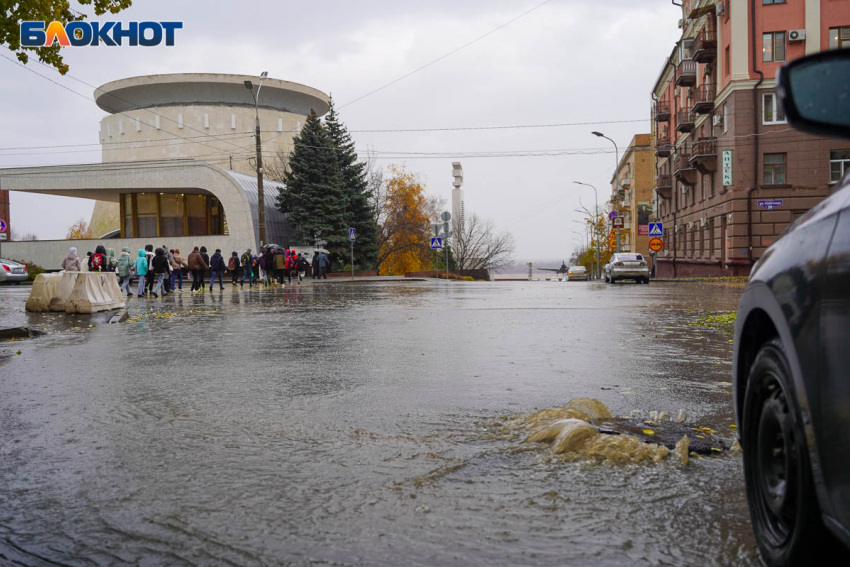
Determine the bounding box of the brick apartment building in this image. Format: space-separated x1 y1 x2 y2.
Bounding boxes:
609 134 654 261
650 0 850 277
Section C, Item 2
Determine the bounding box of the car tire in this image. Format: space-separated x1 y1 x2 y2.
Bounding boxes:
609 277 616 284
742 338 833 567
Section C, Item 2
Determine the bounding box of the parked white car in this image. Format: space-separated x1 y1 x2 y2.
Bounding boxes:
603 253 649 284
567 266 588 281
0 258 28 283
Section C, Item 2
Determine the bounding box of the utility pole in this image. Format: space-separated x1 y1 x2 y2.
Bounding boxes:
245 72 268 248
592 131 620 253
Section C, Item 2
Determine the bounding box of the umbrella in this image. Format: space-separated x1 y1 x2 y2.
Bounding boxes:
315 248 329 254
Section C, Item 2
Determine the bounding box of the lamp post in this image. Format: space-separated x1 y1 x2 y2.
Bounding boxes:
592 131 620 253
245 71 268 248
573 181 601 280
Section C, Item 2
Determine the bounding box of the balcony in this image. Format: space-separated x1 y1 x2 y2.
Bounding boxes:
691 83 716 114
673 148 699 186
655 174 672 200
689 137 717 174
654 101 671 122
675 59 697 87
676 109 695 133
693 28 717 63
655 136 672 157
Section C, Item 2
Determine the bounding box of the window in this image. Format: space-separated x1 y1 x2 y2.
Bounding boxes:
119 193 226 238
764 153 787 185
724 46 730 77
831 150 850 183
136 193 158 238
763 93 786 124
160 194 185 237
723 103 729 134
680 38 694 62
763 32 785 62
123 194 134 238
763 0 785 4
830 27 850 50
701 173 707 201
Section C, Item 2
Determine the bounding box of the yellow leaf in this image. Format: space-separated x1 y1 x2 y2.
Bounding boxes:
642 429 655 435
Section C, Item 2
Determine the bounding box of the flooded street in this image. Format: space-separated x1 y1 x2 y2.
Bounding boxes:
0 280 758 566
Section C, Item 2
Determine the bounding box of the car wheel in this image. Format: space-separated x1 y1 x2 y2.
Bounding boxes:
609 277 616 284
743 338 831 567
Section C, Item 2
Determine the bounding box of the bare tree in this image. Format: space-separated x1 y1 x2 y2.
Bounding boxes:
451 213 515 276
6 227 38 241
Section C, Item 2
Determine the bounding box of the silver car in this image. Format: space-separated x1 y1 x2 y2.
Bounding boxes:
0 258 29 283
603 253 650 284
567 266 588 281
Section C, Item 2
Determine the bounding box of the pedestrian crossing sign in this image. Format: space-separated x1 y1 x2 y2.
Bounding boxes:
431 237 443 250
648 222 663 237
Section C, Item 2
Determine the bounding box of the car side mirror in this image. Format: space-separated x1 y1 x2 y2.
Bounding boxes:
777 49 850 139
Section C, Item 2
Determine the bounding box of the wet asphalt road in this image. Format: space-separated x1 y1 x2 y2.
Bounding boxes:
0 279 757 566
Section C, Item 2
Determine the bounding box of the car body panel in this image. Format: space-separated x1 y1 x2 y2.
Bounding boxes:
0 259 28 283
734 180 850 539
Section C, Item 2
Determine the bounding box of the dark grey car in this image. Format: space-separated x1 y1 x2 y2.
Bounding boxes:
733 49 850 566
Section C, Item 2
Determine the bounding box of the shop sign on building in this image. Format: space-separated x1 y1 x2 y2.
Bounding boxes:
722 150 733 186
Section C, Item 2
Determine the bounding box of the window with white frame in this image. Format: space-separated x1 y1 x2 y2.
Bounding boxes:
723 103 729 133
830 150 850 183
763 93 786 125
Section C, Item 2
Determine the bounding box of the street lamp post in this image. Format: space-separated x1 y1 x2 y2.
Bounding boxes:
245 71 269 248
592 131 621 253
573 181 601 280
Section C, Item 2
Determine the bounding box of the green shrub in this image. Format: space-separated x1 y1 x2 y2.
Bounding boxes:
11 259 44 281
462 276 474 281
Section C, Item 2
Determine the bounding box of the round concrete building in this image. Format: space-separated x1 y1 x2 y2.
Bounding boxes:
0 73 329 268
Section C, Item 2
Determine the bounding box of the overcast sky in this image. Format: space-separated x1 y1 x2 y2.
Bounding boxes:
0 0 680 264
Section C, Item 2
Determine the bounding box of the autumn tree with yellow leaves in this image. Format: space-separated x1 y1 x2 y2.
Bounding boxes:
66 218 92 240
376 165 433 275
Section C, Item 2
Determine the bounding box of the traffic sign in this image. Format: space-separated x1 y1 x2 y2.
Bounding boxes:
612 217 624 229
440 211 452 222
431 237 443 250
608 229 616 239
648 222 663 236
0 233 6 241
0 219 6 232
608 238 617 250
608 211 618 219
649 237 663 252
349 227 356 241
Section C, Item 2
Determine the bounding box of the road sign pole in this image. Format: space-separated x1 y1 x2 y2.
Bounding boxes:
616 229 620 253
351 240 354 280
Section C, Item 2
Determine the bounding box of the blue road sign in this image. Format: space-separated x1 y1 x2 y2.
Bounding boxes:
757 199 783 211
430 237 443 250
0 219 6 232
648 222 663 236
608 211 618 219
349 227 356 241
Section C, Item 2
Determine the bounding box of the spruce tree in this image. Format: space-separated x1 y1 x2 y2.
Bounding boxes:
324 98 380 270
277 110 350 263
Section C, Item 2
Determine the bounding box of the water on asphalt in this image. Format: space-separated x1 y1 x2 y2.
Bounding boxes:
0 280 758 566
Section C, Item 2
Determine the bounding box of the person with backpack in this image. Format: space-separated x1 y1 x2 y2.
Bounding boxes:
274 250 286 285
61 247 81 272
151 248 170 298
105 248 117 272
170 249 188 291
134 249 149 297
228 251 240 285
240 248 253 287
116 247 133 296
187 246 208 293
88 245 106 272
209 249 226 291
262 247 275 286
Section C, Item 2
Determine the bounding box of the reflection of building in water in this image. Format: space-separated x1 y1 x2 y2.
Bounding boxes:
452 162 464 236
0 73 330 267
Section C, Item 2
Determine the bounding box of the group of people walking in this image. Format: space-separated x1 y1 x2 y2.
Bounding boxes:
60 244 331 298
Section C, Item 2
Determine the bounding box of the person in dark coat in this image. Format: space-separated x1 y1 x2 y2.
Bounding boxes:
151 247 170 298
88 245 107 272
187 246 208 293
144 244 156 294
209 249 226 290
199 246 210 290
296 253 310 283
263 247 275 286
316 251 329 279
228 251 240 286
